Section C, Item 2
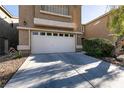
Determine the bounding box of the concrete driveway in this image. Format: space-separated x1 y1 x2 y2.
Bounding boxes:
5 52 124 88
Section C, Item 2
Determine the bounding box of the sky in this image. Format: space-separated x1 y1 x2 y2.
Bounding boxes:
82 5 109 24
3 5 109 24
4 5 18 17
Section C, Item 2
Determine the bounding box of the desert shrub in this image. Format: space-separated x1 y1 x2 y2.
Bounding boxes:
83 38 114 57
9 47 22 59
12 51 22 59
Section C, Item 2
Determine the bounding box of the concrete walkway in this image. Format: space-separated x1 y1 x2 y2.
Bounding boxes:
5 52 124 88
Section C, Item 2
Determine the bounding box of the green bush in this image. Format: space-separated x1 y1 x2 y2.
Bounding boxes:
83 38 114 57
11 51 22 59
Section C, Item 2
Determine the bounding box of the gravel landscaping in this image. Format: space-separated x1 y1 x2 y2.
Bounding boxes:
0 55 27 87
102 57 124 66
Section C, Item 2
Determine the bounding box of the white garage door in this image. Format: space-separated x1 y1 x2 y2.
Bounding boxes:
31 31 75 54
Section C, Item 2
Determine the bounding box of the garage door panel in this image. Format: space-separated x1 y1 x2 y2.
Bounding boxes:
31 32 75 54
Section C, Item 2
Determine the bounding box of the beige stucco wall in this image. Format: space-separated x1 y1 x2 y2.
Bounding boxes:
71 6 82 32
19 5 34 27
72 6 82 47
19 5 81 31
83 14 114 42
19 30 29 45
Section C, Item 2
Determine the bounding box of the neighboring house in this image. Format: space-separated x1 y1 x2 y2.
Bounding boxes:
17 5 83 54
0 6 19 55
82 12 115 43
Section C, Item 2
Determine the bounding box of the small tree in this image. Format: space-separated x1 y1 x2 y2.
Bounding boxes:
107 6 124 57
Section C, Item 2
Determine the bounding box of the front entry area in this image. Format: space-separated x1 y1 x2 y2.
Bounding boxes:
31 31 76 54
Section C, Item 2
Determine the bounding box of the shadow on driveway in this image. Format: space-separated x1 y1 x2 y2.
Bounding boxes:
5 53 124 88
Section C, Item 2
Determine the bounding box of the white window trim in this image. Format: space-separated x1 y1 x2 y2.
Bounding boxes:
76 45 82 49
17 26 83 35
17 45 30 50
40 10 72 18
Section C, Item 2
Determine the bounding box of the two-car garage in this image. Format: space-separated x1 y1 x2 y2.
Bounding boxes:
31 31 76 54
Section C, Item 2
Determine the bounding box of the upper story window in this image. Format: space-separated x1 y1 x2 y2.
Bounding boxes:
41 5 69 16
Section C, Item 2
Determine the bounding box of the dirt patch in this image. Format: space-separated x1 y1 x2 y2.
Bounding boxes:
102 57 124 67
84 52 124 67
0 56 27 87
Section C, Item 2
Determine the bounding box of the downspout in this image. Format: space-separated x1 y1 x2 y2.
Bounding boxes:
29 29 31 50
75 34 77 52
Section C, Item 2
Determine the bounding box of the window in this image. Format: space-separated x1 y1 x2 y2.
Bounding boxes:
53 33 58 36
47 33 52 36
33 32 38 35
59 33 63 37
40 32 45 36
70 34 74 37
41 5 69 16
65 34 69 37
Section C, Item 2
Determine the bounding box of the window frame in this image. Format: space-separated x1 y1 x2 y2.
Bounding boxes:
32 32 39 35
59 33 64 37
40 32 46 36
40 5 71 18
70 34 74 37
47 32 52 36
53 33 58 36
65 34 69 37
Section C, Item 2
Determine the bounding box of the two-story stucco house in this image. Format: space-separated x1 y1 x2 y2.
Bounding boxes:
82 12 116 44
17 5 83 54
